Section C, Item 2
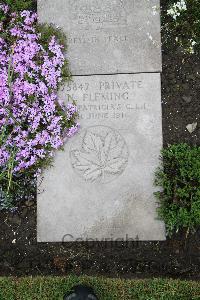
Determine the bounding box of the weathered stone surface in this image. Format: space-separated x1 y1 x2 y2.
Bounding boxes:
38 0 162 75
37 73 166 242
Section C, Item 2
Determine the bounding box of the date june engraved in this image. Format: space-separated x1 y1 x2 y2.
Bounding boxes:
70 126 129 183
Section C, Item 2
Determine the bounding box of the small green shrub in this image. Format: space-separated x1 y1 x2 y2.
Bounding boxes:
155 144 200 236
162 0 200 54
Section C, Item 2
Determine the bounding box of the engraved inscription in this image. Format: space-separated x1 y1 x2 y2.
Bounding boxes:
39 0 162 75
70 126 129 183
66 79 148 120
68 34 128 45
69 0 128 28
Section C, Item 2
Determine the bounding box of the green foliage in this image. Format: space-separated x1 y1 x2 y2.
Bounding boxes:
162 0 200 54
155 144 200 236
0 276 200 300
0 172 36 210
0 0 36 13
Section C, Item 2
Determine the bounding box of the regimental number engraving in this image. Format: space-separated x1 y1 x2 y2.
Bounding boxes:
70 126 129 183
69 0 128 28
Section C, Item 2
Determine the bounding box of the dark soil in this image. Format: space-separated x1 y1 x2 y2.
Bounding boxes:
0 205 200 279
0 1 199 279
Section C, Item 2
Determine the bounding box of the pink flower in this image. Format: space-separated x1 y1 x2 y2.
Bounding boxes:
0 7 79 176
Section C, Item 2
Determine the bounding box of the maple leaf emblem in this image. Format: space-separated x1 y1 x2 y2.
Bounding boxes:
70 126 129 183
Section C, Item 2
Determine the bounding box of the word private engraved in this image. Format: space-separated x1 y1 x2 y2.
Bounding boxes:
70 126 129 183
69 0 128 28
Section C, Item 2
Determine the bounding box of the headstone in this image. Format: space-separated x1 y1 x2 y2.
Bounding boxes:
37 0 165 242
37 73 166 242
38 0 162 75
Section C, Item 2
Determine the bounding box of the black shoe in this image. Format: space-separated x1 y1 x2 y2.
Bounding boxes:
63 285 98 300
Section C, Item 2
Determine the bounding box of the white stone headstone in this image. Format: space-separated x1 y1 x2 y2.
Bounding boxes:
38 0 162 75
37 73 166 242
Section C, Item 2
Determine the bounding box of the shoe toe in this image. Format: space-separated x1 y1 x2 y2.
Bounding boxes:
64 292 77 300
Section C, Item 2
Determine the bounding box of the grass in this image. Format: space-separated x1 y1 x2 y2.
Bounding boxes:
0 276 199 300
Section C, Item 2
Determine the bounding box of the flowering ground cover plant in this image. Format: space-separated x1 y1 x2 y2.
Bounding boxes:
0 3 79 209
163 0 200 54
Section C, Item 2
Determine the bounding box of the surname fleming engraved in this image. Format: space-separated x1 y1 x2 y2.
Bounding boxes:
70 126 129 183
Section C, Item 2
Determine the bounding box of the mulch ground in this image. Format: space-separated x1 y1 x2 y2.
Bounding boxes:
0 1 199 279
